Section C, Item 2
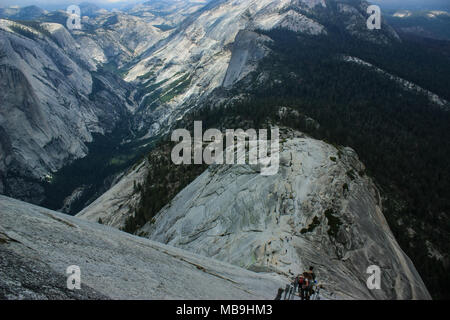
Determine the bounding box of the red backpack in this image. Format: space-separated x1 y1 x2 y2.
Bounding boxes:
298 276 305 286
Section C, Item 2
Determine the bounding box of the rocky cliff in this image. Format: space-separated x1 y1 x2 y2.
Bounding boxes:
139 130 431 300
125 0 401 138
0 19 136 203
77 160 149 229
0 195 285 300
78 128 431 299
0 0 442 299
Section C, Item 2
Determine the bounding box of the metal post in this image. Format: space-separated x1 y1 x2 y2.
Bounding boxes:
283 284 290 300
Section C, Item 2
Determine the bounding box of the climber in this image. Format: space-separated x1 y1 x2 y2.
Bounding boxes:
306 266 316 281
299 275 309 300
301 266 316 300
297 274 306 299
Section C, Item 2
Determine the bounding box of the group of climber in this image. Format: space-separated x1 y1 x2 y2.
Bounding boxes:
297 266 318 300
275 266 322 300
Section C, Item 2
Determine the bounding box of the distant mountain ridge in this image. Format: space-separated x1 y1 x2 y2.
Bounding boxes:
386 9 450 40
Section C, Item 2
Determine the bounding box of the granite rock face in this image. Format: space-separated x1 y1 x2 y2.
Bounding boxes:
74 12 167 68
140 131 431 300
125 0 331 137
0 245 109 300
0 195 286 300
0 20 135 203
77 160 149 229
125 0 402 139
222 30 273 88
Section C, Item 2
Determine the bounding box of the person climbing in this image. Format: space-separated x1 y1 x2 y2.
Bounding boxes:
301 266 316 300
297 274 306 299
306 266 316 281
301 278 310 300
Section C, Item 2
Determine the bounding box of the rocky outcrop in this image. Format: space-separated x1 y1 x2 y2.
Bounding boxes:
334 1 400 44
0 243 109 300
222 30 272 88
77 160 148 229
140 130 431 300
74 12 167 68
0 195 285 300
